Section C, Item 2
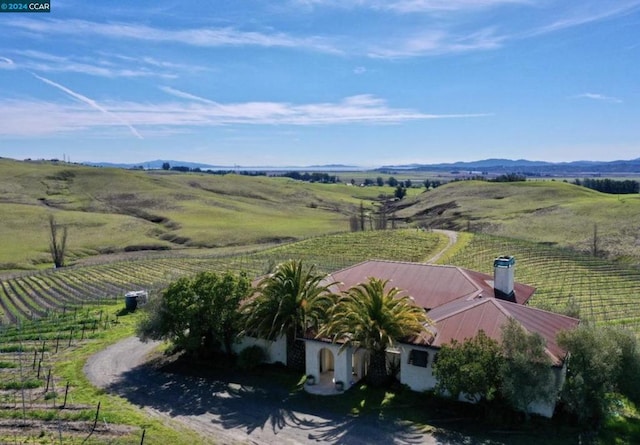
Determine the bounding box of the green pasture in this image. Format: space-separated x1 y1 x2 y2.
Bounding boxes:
5 158 640 272
398 179 640 264
0 159 404 271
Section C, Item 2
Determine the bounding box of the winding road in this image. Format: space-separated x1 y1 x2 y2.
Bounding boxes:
85 230 465 444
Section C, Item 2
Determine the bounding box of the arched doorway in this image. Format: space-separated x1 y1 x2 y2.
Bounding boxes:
318 348 335 386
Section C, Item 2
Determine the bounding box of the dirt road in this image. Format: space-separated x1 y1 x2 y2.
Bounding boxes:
426 230 458 264
85 338 464 444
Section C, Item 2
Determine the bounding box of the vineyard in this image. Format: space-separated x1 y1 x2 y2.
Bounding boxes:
2 229 640 332
440 233 640 332
0 303 146 444
1 229 640 441
0 229 445 442
0 230 445 325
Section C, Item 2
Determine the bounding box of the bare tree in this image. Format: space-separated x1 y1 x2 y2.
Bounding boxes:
359 201 366 231
48 214 67 268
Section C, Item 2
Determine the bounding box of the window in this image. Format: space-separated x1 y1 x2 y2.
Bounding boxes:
408 349 429 367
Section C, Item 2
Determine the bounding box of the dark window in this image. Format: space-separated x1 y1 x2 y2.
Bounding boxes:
408 349 429 367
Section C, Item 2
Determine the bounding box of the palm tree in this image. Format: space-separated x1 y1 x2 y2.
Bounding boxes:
243 260 335 370
319 277 432 386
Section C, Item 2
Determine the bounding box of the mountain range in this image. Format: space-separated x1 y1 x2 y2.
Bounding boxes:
83 158 640 175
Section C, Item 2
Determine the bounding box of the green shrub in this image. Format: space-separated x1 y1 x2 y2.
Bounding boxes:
237 345 266 370
0 379 42 390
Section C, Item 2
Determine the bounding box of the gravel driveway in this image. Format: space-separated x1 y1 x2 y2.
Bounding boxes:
84 337 467 445
84 232 470 444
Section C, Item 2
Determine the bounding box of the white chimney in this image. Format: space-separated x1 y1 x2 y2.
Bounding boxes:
494 255 515 300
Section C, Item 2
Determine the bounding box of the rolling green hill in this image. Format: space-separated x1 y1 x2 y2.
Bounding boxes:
3 159 640 272
395 179 640 264
0 159 399 271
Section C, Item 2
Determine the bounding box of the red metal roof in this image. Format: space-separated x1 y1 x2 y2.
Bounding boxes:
326 260 578 366
326 260 535 308
414 298 580 365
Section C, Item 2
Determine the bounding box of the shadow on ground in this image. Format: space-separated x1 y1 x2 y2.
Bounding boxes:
106 357 439 444
106 357 575 445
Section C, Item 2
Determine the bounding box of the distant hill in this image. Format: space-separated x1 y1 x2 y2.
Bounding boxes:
83 160 361 171
391 179 640 263
84 160 225 170
78 157 640 175
379 158 640 176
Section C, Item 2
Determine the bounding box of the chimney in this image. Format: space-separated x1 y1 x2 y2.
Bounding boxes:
493 255 515 301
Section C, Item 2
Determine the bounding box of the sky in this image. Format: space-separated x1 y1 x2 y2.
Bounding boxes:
0 0 639 167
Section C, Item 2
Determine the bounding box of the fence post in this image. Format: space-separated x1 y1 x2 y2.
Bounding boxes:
62 381 69 409
45 368 51 392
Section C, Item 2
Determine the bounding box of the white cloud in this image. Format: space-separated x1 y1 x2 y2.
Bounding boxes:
574 93 622 104
524 1 640 37
293 0 528 13
4 50 184 79
381 0 530 13
0 93 488 137
369 28 504 58
31 73 143 139
7 18 341 55
0 56 15 68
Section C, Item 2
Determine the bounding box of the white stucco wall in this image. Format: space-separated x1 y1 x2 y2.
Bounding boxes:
398 343 565 419
399 344 438 392
233 334 287 364
526 364 567 418
304 340 360 389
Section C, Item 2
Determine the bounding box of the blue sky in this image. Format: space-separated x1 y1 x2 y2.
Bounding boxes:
1 0 639 167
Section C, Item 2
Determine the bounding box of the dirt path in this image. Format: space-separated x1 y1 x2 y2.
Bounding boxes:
85 338 457 445
427 230 458 264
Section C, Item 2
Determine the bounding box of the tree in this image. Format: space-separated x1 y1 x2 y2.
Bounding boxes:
349 215 360 232
243 260 335 370
387 176 398 187
558 325 640 426
48 214 68 268
557 325 622 426
394 185 406 199
609 327 640 404
320 277 432 386
376 177 384 187
500 318 554 419
433 330 504 404
137 271 250 359
162 162 170 170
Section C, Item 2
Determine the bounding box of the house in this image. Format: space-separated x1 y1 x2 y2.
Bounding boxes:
302 256 580 418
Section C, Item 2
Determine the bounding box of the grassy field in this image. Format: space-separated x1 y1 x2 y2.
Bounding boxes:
396 179 640 264
0 159 406 271
4 159 640 272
